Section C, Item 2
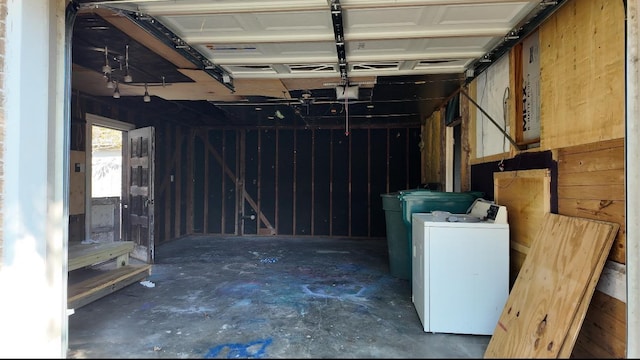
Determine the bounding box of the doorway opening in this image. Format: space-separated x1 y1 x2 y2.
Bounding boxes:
86 114 135 243
90 125 124 242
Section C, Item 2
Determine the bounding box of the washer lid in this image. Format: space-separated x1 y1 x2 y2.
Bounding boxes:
446 214 483 223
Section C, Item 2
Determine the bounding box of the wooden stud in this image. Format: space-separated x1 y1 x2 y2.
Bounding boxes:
203 130 209 233
187 128 194 234
174 126 182 239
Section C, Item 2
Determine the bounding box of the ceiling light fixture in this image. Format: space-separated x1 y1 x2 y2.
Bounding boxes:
123 44 133 83
102 45 111 74
106 74 114 89
113 81 120 99
143 83 151 102
336 85 358 100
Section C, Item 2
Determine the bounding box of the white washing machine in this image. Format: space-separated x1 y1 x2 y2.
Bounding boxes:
411 199 509 335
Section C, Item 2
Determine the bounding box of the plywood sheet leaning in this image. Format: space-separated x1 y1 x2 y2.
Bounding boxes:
484 213 618 358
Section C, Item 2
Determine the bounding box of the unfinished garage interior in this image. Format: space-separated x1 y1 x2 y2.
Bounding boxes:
0 0 639 358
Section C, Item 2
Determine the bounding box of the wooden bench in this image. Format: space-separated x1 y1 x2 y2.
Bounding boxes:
68 241 152 310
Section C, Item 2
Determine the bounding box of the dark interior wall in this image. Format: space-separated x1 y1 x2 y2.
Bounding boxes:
70 94 422 243
470 150 558 212
154 124 422 241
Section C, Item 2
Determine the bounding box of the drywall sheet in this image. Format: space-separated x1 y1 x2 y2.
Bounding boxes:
484 213 618 358
475 53 510 158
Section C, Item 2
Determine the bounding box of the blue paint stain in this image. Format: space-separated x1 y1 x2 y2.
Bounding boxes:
204 338 273 359
260 257 278 264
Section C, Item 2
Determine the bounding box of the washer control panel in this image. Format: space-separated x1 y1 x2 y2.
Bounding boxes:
468 199 508 224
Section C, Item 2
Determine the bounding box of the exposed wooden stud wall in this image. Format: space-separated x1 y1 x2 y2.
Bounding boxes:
311 129 316 236
154 125 420 241
275 129 279 234
236 131 243 235
367 129 372 237
187 128 194 234
330 130 335 235
238 130 244 235
386 128 390 193
221 133 226 234
292 130 297 235
163 122 172 242
348 130 352 236
257 131 262 234
203 129 209 233
174 126 182 239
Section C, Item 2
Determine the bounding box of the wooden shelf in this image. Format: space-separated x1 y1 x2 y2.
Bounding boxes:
67 241 152 310
68 264 152 310
69 241 134 271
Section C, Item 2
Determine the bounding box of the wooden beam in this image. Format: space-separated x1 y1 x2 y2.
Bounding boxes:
174 127 182 239
187 128 195 234
203 137 275 232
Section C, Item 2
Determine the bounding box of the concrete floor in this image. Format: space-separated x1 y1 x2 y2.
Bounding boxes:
67 236 490 358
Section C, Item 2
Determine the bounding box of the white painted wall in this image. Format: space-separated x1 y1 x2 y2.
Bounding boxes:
0 0 68 357
475 53 511 158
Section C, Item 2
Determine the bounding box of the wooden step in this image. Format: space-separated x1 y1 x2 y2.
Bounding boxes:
68 264 152 310
68 241 134 272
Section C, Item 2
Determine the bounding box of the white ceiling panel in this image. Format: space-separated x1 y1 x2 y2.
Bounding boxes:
99 0 543 81
155 11 334 43
432 2 539 26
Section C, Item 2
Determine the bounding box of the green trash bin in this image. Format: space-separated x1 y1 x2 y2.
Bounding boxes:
381 192 410 280
381 189 448 280
392 190 485 281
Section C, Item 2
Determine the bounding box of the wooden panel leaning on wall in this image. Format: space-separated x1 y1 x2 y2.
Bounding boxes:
556 138 626 358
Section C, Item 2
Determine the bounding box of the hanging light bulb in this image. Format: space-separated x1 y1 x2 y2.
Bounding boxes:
102 45 111 74
123 45 133 83
106 72 114 88
143 83 151 103
113 81 120 99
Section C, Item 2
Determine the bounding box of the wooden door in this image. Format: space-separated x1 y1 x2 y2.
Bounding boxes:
126 126 155 263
